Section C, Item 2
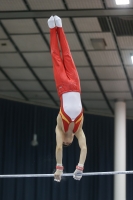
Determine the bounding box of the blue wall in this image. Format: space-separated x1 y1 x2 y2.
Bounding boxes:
0 98 118 200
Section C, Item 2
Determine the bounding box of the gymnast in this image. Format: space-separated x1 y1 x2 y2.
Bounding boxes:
47 16 87 182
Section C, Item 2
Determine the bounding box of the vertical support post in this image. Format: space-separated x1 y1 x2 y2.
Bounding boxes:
114 101 126 200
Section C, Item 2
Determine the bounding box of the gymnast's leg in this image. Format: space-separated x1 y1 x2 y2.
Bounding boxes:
54 16 82 120
48 16 68 97
54 16 80 92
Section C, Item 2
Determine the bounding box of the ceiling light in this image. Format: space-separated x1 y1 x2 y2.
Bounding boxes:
115 0 129 5
131 55 133 64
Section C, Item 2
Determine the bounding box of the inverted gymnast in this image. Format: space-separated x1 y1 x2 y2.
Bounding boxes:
48 16 87 182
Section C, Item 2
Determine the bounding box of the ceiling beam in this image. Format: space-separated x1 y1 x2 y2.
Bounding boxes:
0 9 133 19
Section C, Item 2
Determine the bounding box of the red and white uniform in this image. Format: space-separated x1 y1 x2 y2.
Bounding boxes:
50 27 83 133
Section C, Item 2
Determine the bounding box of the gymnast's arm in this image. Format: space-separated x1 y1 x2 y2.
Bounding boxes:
55 124 63 165
54 120 64 182
75 127 87 166
73 127 87 180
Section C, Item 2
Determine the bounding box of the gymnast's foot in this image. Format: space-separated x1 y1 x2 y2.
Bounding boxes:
54 15 62 27
47 16 55 28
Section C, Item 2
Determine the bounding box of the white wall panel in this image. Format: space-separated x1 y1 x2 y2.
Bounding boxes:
2 19 39 34
81 81 100 92
23 52 52 67
27 0 65 10
117 36 133 49
73 18 102 32
101 80 129 92
0 27 7 39
12 35 49 51
66 0 103 9
95 66 126 79
0 0 27 11
0 53 26 67
4 68 35 80
88 51 121 66
14 81 43 91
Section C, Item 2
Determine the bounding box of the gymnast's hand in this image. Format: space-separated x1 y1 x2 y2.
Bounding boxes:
54 166 63 182
73 165 84 181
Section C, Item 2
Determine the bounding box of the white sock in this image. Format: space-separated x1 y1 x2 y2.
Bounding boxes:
47 16 55 28
78 163 84 167
54 15 62 27
57 163 62 166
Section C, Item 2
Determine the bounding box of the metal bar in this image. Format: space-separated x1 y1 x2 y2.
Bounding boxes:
0 9 133 19
0 170 133 178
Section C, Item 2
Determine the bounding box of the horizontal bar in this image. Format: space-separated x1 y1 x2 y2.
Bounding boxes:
0 9 133 19
0 170 133 178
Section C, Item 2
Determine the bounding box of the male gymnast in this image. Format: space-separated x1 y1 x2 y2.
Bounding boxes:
47 16 87 182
